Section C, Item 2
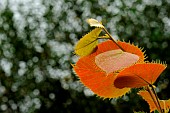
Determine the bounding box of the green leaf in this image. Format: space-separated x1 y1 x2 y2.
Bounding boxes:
74 28 102 56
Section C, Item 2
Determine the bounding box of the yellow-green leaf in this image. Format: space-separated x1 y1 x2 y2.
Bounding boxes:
86 18 104 28
74 28 102 56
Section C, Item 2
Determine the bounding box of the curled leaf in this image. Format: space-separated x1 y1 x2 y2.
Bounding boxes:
74 28 102 56
86 18 104 28
114 63 167 89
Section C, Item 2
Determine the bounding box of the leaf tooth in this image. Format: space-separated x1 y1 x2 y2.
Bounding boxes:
151 60 167 66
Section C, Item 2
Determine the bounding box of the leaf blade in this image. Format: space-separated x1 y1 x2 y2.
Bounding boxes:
74 28 102 56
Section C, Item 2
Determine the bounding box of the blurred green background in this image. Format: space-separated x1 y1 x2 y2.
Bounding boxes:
0 0 170 113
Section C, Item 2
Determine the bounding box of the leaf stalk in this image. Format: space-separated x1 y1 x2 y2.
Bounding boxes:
146 85 163 113
102 28 125 51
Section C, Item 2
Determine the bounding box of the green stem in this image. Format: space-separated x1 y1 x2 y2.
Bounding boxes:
102 28 125 51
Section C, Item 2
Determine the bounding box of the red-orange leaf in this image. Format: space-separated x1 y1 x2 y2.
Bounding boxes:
114 63 166 89
138 90 170 112
73 40 145 98
74 57 130 98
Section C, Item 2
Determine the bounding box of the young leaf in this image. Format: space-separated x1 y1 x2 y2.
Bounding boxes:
138 90 170 112
86 18 104 28
114 63 167 89
95 49 139 74
74 28 102 56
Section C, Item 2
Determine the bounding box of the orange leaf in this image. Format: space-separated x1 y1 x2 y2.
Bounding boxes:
138 90 170 112
73 40 145 98
114 63 166 89
74 58 130 98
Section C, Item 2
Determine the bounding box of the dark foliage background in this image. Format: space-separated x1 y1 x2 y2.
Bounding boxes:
0 0 170 113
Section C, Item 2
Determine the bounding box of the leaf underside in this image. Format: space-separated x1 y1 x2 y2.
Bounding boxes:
114 63 166 89
95 49 139 74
